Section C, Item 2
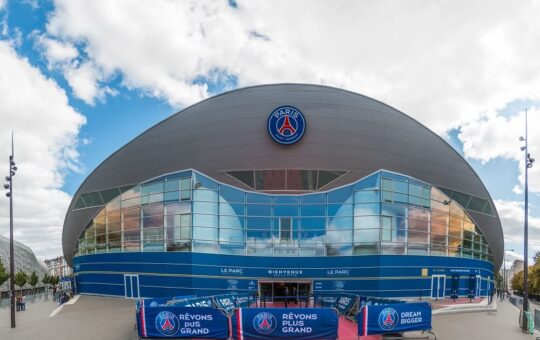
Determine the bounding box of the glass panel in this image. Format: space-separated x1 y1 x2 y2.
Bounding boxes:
353 243 379 255
301 193 326 204
100 188 121 203
220 202 244 216
354 172 380 190
381 242 406 255
220 228 244 242
318 171 347 189
81 192 104 207
193 241 218 253
193 201 218 214
354 203 380 216
408 206 429 220
327 187 353 204
451 191 471 208
165 202 190 215
449 201 464 217
227 171 254 189
299 230 325 243
255 170 286 190
219 215 244 229
394 181 408 193
220 185 245 203
279 217 292 242
246 217 272 229
431 211 448 225
467 196 487 212
407 243 428 255
301 205 326 217
482 202 494 215
247 193 272 204
354 228 379 242
328 217 352 229
273 196 298 205
193 214 218 228
431 200 449 213
274 205 298 216
287 170 317 190
193 189 218 202
193 173 218 190
220 242 245 255
328 204 352 217
382 179 393 191
301 217 325 230
326 243 352 256
193 227 218 241
354 190 380 203
74 196 86 209
141 182 163 196
354 216 380 229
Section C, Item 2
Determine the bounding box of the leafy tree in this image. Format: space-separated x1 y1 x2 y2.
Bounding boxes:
42 274 50 286
0 260 9 287
14 270 28 289
495 272 503 290
50 275 59 286
512 271 524 293
29 271 39 293
534 251 540 264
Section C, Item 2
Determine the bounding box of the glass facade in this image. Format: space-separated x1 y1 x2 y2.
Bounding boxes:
74 170 493 262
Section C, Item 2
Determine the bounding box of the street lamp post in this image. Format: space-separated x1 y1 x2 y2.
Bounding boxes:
3 133 17 328
519 109 535 332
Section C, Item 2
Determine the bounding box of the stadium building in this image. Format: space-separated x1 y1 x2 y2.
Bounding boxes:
63 84 503 300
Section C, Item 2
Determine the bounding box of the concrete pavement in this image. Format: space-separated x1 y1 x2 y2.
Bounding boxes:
2 294 538 339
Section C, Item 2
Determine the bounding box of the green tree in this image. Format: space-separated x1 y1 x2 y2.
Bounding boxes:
42 274 50 286
512 271 524 293
14 270 28 290
50 275 59 286
495 272 503 290
534 251 540 264
29 271 39 293
0 260 9 287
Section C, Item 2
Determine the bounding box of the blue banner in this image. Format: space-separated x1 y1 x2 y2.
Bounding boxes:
334 294 358 315
232 308 338 340
213 294 237 314
142 296 212 308
234 293 256 308
357 302 432 335
137 305 229 339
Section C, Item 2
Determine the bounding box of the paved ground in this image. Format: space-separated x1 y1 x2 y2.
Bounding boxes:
1 294 538 339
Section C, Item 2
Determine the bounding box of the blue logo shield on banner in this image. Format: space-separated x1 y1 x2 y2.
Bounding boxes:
267 106 306 145
233 308 338 340
358 302 432 336
137 304 229 339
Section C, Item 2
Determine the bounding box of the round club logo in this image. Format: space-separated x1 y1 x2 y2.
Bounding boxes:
267 106 306 145
378 307 399 331
155 311 180 336
253 312 277 335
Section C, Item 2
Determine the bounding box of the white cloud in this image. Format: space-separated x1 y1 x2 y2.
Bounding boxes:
495 199 540 257
0 41 85 259
459 108 540 193
41 0 540 133
35 35 78 65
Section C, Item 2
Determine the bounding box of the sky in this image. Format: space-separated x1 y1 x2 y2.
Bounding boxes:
0 0 539 267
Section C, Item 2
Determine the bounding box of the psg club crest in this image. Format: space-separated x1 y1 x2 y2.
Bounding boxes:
378 307 399 331
155 311 179 336
253 312 277 335
267 106 306 145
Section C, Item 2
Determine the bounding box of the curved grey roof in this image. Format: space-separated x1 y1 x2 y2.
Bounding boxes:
63 84 503 270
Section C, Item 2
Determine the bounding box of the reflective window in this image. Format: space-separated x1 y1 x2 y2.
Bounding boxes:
74 169 493 262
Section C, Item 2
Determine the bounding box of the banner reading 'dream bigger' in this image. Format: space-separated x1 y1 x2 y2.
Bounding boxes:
357 302 432 336
232 308 338 340
137 306 229 339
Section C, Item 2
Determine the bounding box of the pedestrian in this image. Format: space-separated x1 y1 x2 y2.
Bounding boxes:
284 286 290 307
21 294 26 311
16 294 21 312
488 288 494 304
292 286 297 305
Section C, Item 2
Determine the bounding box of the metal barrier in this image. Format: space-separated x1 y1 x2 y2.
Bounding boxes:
534 309 540 332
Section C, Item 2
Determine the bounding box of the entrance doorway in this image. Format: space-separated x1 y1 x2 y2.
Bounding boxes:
124 274 140 299
431 275 446 300
259 281 311 304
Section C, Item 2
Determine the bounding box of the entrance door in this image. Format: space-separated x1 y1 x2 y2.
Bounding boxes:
259 281 311 304
431 275 446 300
124 274 140 298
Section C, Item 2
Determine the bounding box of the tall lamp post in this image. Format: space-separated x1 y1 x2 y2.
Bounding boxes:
519 109 535 332
4 133 17 328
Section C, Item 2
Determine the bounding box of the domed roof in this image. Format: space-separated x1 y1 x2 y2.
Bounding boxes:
63 84 503 269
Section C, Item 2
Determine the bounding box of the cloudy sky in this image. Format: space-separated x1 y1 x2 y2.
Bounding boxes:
0 0 539 266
